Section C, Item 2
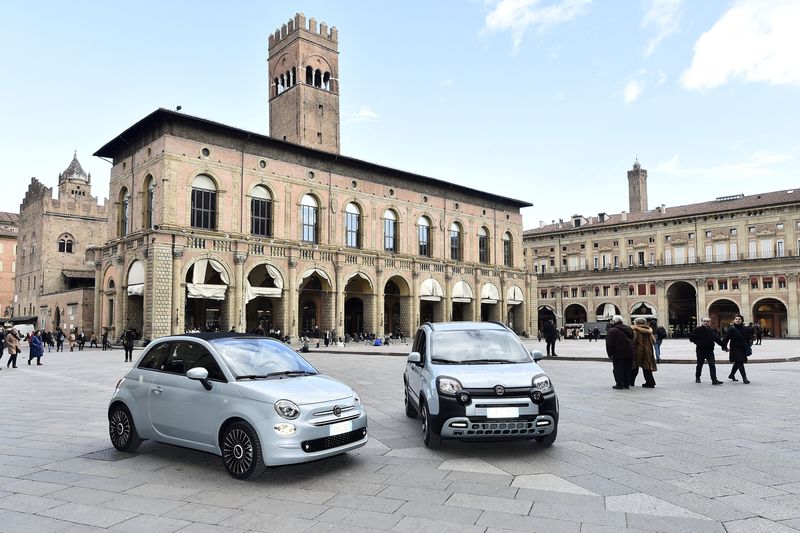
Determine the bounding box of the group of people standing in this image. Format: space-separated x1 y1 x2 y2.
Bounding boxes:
605 313 754 389
1 329 44 368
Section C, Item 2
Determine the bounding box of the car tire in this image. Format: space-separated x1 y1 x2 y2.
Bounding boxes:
221 421 267 480
421 402 441 448
404 388 418 418
535 425 558 447
109 404 142 452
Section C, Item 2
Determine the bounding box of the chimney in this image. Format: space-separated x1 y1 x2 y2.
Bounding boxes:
621 211 627 221
598 212 607 222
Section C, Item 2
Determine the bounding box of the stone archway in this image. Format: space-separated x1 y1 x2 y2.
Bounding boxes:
245 263 284 334
564 303 587 324
452 280 474 322
345 273 374 337
384 276 411 337
185 259 230 332
707 299 739 332
126 260 145 336
299 269 333 339
595 303 620 321
753 298 788 338
420 278 444 323
667 281 697 338
538 305 557 332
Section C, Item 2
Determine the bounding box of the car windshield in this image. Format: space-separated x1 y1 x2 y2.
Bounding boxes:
430 330 531 364
210 337 318 378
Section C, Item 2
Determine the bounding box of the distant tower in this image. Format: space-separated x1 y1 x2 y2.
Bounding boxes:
268 13 340 154
627 159 648 213
58 151 92 198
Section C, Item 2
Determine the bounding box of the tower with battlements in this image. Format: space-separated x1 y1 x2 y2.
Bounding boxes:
627 159 648 214
268 13 340 154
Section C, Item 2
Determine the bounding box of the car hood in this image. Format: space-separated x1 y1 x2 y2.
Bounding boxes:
437 362 545 388
236 374 353 405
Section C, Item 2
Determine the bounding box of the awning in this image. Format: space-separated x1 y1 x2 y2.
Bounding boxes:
419 278 443 301
63 269 95 279
507 285 524 305
301 268 332 286
597 303 617 320
631 301 657 317
245 264 284 303
451 280 473 303
127 284 144 296
192 259 230 285
480 283 500 304
187 283 227 300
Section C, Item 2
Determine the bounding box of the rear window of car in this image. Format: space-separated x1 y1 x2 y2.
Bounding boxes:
431 329 531 364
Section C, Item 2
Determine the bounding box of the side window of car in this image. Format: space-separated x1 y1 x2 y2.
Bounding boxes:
169 342 226 381
138 342 172 370
417 330 427 365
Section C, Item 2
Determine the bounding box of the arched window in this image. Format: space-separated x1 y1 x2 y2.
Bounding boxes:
418 216 431 257
450 222 462 261
291 67 296 86
301 194 318 243
383 210 397 253
323 71 331 90
478 227 489 264
305 66 313 84
314 69 322 87
250 186 273 237
58 234 74 254
143 175 155 230
503 232 513 267
273 77 279 96
191 175 217 230
119 187 130 237
345 203 361 248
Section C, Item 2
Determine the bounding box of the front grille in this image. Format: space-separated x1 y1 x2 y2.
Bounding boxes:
464 387 531 398
466 420 538 436
311 413 361 426
301 428 367 453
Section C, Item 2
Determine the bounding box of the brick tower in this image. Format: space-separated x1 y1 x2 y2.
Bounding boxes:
268 13 340 154
627 159 648 213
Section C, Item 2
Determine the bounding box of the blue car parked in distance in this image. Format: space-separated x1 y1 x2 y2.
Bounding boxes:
404 321 558 448
108 333 367 479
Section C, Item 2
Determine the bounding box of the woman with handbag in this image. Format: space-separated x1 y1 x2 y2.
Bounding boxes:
722 314 752 383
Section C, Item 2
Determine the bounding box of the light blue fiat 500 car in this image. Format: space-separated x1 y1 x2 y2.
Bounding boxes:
108 333 367 479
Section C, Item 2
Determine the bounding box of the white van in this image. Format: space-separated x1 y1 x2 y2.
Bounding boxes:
7 324 35 338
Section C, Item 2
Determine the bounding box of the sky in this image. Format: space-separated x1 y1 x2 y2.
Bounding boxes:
1 0 799 230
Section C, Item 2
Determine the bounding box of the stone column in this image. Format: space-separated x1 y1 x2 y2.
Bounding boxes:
586 283 596 322
335 260 345 339
287 257 297 338
524 273 532 335
233 253 246 332
789 274 799 337
411 269 420 332
375 264 384 336
499 273 507 325
695 278 707 319
116 255 126 333
618 280 629 322
93 260 102 335
738 276 751 321
171 248 184 335
656 280 667 325
554 285 563 329
444 269 453 321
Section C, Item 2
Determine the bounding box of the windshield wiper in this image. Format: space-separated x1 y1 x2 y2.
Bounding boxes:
265 370 317 378
459 359 515 364
430 358 458 364
236 374 270 380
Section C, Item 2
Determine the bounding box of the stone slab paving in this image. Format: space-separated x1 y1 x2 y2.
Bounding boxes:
2 347 800 531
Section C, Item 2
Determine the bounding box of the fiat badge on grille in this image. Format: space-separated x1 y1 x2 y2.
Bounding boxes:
494 385 505 396
333 405 342 417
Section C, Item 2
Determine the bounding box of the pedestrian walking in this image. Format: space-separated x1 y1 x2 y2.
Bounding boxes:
101 330 109 350
55 328 65 352
122 329 135 362
631 317 657 388
90 333 99 348
28 330 44 365
722 314 752 383
0 328 5 365
754 323 763 345
605 315 634 390
5 330 19 368
652 320 667 363
68 330 76 351
689 317 724 385
542 319 558 357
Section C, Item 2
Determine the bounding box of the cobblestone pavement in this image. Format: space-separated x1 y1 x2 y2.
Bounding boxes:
1 347 800 532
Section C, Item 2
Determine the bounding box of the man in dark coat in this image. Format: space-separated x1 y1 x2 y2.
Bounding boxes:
722 314 752 383
689 317 725 385
605 315 634 390
542 319 558 357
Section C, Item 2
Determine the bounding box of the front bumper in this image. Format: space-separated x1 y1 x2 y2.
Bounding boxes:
434 390 558 440
255 407 368 466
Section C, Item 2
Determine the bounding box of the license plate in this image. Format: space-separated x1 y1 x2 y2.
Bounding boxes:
486 407 519 419
329 420 352 436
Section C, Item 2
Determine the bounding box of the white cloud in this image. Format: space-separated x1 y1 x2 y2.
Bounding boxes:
482 0 592 49
652 150 793 181
642 0 683 56
681 0 800 90
623 80 643 103
344 106 381 123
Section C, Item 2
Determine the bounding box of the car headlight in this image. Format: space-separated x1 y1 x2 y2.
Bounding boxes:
532 375 553 393
353 390 362 405
437 376 463 395
274 399 300 419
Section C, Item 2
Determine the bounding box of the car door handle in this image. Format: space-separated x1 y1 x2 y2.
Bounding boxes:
150 386 163 394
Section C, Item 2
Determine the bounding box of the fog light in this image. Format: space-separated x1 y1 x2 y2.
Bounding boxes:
530 390 544 403
535 420 551 427
456 391 471 405
450 421 468 428
273 423 297 436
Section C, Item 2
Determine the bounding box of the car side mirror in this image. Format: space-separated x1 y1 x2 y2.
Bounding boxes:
531 350 544 362
187 367 212 391
407 351 421 365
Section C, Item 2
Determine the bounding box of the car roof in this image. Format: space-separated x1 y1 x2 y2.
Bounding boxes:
423 321 508 332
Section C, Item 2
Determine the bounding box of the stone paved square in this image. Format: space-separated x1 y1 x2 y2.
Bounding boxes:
2 346 800 531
